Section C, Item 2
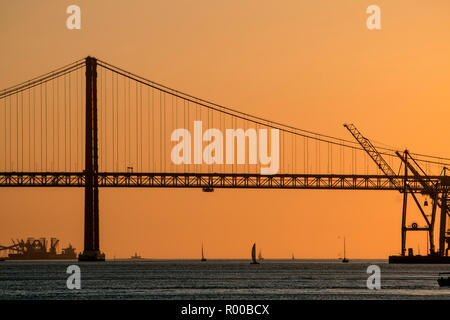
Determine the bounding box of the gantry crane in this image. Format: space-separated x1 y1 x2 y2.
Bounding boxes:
394 151 449 257
344 124 449 260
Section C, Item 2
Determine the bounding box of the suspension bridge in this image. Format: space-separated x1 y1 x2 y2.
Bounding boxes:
0 57 448 261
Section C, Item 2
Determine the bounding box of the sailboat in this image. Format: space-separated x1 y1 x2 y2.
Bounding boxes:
130 252 142 259
258 249 264 262
292 253 295 261
201 243 207 262
342 237 349 263
250 243 259 264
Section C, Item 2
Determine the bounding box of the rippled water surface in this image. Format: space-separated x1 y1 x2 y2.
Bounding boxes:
0 260 449 299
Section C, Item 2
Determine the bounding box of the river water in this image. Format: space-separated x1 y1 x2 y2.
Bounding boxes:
0 259 449 299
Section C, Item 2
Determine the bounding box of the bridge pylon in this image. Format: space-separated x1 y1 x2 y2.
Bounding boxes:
78 56 105 262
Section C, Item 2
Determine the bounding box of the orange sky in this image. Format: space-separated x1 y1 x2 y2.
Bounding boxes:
0 0 449 259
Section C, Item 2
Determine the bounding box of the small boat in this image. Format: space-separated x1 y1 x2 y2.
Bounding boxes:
250 243 259 264
201 243 207 262
130 252 142 259
342 237 349 263
292 253 295 261
258 249 264 262
437 272 450 287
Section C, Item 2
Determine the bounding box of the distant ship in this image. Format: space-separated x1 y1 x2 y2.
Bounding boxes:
130 252 143 259
0 238 76 260
438 272 450 287
201 243 207 262
342 237 349 263
389 254 450 264
258 249 264 262
250 243 259 264
389 230 450 264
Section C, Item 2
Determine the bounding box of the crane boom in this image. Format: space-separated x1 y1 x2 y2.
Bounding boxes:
343 124 402 190
395 150 438 196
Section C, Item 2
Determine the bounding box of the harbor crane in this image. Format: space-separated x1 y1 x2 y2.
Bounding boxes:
344 124 449 262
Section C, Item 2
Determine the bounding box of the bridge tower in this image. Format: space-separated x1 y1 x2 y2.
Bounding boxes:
78 57 105 261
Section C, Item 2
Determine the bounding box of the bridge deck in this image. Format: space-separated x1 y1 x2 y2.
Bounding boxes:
0 172 447 191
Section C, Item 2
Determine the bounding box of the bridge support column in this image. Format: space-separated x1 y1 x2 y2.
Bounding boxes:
79 56 105 262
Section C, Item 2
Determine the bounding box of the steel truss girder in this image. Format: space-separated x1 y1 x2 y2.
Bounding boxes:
0 172 446 191
0 173 84 186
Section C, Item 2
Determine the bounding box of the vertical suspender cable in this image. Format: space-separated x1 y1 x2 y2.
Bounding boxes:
163 93 165 172
77 68 79 171
128 78 131 169
172 95 174 172
134 79 137 171
316 136 319 173
317 134 321 173
330 145 333 173
9 96 12 170
98 67 101 171
112 71 115 171
292 132 295 174
140 83 143 172
152 88 154 172
44 82 48 171
52 76 55 170
40 83 43 171
27 89 30 171
147 86 150 171
124 75 127 171
187 101 190 173
64 74 67 171
159 91 163 172
105 69 108 171
124 74 126 170
16 93 18 170
21 91 23 171
116 72 119 171
4 96 6 170
56 77 59 171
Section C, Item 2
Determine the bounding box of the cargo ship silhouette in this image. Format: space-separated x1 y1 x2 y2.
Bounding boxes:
0 238 76 260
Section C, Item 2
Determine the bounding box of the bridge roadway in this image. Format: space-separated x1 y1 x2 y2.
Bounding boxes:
0 172 448 192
